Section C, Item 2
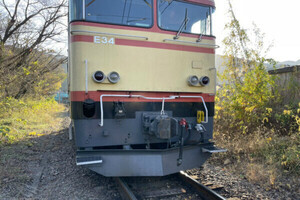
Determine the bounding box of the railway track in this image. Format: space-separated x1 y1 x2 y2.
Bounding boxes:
114 171 226 200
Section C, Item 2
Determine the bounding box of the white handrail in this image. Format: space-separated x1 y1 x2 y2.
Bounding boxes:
99 94 209 126
84 59 88 94
179 96 208 123
99 95 130 127
71 30 149 40
163 39 220 49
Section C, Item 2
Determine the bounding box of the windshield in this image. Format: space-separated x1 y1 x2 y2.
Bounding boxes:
70 0 153 28
158 0 214 36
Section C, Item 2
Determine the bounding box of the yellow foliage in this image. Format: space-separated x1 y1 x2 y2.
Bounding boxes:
295 116 300 124
283 110 292 115
262 117 269 123
266 108 272 113
281 161 287 166
215 106 222 111
245 106 255 113
28 132 36 136
269 173 276 185
0 97 65 144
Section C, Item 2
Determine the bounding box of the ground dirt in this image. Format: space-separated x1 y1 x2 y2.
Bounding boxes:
187 162 300 200
0 115 299 199
0 117 120 200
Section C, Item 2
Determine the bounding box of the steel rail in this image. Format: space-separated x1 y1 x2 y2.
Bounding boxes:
178 171 227 200
114 178 138 200
114 173 226 200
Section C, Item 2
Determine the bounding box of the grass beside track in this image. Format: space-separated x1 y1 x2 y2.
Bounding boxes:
0 97 65 145
0 97 66 194
212 129 300 190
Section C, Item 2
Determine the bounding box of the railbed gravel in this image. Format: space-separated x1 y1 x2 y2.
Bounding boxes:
187 162 300 200
0 116 299 199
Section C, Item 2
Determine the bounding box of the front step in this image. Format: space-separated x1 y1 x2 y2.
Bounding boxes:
202 146 227 153
76 156 103 166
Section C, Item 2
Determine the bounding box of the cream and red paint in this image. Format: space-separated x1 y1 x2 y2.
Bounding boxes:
69 0 216 104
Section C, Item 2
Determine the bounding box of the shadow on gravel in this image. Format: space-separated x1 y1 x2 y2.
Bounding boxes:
0 126 121 199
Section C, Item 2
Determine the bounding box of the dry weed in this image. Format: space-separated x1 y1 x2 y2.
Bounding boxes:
245 163 277 187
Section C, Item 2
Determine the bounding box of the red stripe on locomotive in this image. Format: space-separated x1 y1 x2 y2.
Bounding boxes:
70 91 215 102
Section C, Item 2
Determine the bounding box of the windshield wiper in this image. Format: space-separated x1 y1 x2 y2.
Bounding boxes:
143 0 152 8
86 0 96 7
127 17 147 22
161 0 174 15
197 34 203 42
174 8 189 40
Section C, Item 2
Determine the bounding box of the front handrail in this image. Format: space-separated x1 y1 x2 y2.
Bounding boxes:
163 39 220 49
99 94 209 127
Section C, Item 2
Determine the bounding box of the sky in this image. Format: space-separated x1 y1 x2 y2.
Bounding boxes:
214 0 300 62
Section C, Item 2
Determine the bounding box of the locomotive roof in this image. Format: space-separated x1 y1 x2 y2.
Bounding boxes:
184 0 215 7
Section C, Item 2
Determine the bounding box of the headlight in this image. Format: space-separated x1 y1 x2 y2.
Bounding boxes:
93 71 106 83
107 71 120 84
199 76 210 86
188 75 199 86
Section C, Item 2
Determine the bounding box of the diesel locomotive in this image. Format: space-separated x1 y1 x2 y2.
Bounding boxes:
69 0 225 177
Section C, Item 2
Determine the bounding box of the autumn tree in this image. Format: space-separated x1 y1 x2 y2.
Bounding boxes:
0 0 67 99
215 0 277 134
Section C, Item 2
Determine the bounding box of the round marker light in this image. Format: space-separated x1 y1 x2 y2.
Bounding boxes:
199 76 210 86
93 71 106 83
108 71 120 84
188 75 199 86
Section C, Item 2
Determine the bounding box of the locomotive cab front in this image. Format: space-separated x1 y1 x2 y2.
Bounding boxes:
69 0 225 177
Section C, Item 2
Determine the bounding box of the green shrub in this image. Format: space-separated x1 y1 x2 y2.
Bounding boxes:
216 59 277 133
256 134 300 174
214 1 300 178
0 97 65 144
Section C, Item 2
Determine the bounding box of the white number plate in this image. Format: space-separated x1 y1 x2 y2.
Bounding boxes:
94 36 115 45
